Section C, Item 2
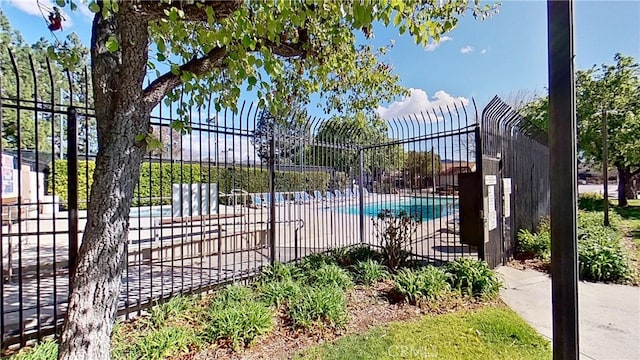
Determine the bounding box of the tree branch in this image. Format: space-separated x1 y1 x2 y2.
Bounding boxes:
143 46 227 108
631 167 640 177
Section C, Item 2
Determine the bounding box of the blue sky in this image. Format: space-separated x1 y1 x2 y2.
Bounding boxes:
1 0 639 161
2 0 638 118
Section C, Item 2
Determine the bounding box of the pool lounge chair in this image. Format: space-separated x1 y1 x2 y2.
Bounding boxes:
313 190 325 201
275 192 287 206
252 193 265 207
325 191 335 202
301 191 314 203
263 193 273 207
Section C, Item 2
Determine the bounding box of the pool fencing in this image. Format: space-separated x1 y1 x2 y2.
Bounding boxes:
1 51 548 350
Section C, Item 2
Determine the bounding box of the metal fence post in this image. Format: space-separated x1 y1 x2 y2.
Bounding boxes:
67 106 79 289
358 149 365 245
269 133 276 265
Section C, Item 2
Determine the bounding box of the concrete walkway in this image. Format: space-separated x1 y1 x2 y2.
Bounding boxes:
497 266 640 360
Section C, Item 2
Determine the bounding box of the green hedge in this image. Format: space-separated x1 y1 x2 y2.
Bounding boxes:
49 160 331 209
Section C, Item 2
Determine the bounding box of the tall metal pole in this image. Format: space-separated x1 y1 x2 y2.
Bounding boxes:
67 106 79 290
603 109 609 226
547 1 579 359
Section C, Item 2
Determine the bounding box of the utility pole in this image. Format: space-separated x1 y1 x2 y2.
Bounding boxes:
547 0 580 359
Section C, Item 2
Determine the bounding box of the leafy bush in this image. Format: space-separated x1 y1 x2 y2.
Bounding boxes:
578 210 622 230
299 252 336 273
50 160 330 209
212 284 256 306
259 262 300 283
372 210 418 271
114 326 199 360
206 300 273 350
352 259 389 286
578 192 608 212
287 286 348 329
256 279 302 307
392 266 450 304
144 296 195 328
307 264 353 290
579 235 632 282
446 258 502 298
346 245 382 264
517 228 551 261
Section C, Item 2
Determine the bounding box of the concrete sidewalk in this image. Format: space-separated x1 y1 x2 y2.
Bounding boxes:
497 266 640 360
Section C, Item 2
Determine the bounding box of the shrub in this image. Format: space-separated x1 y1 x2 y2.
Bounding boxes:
256 279 302 307
114 326 199 360
352 259 389 286
392 266 450 304
299 252 336 273
50 160 330 209
578 192 608 212
307 264 353 290
287 286 348 329
372 210 418 271
578 210 622 230
446 258 502 298
517 228 551 261
206 300 273 350
346 245 382 264
259 262 300 283
212 284 256 306
144 296 195 328
578 230 631 282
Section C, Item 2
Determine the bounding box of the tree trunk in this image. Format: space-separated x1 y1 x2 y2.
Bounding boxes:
58 6 150 360
616 165 637 207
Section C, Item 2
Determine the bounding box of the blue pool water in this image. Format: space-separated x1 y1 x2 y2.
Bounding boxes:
340 197 456 221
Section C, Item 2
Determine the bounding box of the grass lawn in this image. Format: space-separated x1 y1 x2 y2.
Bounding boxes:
297 305 550 360
613 199 640 281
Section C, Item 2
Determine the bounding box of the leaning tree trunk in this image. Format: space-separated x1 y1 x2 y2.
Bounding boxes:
58 7 150 360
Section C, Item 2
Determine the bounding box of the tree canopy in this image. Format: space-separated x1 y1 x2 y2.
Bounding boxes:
520 54 640 204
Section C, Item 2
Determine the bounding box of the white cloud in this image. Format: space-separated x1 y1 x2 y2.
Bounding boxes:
481 48 488 55
424 36 452 52
459 45 473 54
7 0 73 28
182 133 258 163
375 89 469 121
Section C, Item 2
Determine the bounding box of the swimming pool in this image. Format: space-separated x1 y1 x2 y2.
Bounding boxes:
339 197 456 221
129 206 173 218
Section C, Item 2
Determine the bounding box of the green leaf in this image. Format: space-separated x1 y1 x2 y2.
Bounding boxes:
157 53 166 61
56 0 66 7
248 76 257 86
88 2 100 13
105 36 119 53
70 1 77 11
135 134 145 142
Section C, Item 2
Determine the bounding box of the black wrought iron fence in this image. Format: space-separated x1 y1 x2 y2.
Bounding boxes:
481 96 550 261
2 51 487 351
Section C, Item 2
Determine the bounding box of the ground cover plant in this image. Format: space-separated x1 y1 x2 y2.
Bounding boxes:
9 248 523 360
515 193 635 283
